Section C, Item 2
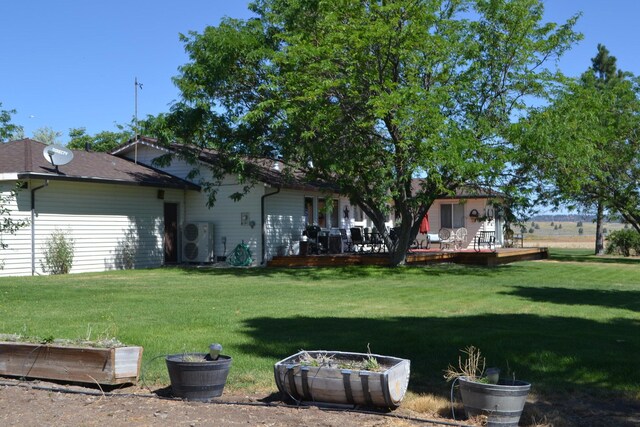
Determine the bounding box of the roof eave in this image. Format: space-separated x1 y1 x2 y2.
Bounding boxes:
16 172 200 191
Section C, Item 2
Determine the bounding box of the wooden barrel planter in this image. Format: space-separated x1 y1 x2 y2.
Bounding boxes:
458 376 531 427
165 353 232 401
274 350 410 409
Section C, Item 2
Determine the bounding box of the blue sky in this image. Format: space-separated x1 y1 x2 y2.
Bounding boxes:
2 1 639 143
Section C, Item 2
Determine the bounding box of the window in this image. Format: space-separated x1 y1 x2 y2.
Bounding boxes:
305 197 339 228
441 203 465 228
352 205 364 222
304 197 314 226
317 198 327 228
330 199 339 228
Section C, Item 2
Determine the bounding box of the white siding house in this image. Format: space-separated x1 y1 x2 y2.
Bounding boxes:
112 138 353 264
0 139 198 277
1 138 505 277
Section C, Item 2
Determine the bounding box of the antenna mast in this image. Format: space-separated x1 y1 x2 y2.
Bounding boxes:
134 77 143 164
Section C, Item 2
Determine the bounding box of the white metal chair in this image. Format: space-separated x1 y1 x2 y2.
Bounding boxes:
454 227 468 250
438 228 455 250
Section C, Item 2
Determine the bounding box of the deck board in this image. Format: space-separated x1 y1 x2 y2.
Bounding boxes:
268 247 548 267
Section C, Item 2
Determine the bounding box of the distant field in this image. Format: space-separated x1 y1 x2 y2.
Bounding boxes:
521 221 628 249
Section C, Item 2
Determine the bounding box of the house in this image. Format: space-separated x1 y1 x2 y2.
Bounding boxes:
421 185 505 248
0 139 198 277
0 138 356 276
0 138 503 277
110 137 358 263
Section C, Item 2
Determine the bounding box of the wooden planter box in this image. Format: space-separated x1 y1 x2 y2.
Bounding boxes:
0 341 143 385
274 350 410 409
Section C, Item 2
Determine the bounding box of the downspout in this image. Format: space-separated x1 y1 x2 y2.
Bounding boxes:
31 180 49 275
260 186 281 265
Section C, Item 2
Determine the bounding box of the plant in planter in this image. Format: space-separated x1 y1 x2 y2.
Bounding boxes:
274 347 410 409
0 333 143 385
165 343 232 401
444 346 531 427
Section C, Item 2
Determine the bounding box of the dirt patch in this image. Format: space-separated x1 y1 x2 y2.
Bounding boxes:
0 379 445 427
1 379 638 426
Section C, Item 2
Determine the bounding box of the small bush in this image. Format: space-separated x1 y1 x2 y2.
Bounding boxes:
577 221 583 227
528 228 535 234
606 229 640 257
41 229 75 274
578 227 584 235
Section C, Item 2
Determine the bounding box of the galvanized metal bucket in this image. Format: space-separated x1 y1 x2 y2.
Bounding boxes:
458 376 531 427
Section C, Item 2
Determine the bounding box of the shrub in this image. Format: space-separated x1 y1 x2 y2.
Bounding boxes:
41 229 75 274
578 227 584 235
577 221 583 227
528 228 534 234
606 229 640 257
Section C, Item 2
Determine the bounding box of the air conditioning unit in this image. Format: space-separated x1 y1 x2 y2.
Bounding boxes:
182 222 214 263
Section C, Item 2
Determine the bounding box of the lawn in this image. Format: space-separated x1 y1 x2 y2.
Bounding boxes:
1 249 638 402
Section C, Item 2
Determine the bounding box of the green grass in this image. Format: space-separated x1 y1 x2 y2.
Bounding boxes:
1 249 638 401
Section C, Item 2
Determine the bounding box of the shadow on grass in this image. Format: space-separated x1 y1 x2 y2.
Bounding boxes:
171 263 519 280
549 249 640 265
504 286 640 312
238 314 639 398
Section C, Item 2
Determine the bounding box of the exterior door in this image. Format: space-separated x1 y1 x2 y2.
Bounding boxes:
164 203 178 264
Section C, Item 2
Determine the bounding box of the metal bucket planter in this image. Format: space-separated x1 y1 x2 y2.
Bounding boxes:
165 353 232 401
458 376 531 427
274 350 410 409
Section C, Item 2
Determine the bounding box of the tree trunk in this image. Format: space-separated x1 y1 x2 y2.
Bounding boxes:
595 200 605 256
388 232 413 266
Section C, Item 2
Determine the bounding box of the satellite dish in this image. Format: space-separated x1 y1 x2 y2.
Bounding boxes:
43 144 74 167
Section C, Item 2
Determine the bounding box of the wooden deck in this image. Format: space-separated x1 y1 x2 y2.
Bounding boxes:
267 247 549 268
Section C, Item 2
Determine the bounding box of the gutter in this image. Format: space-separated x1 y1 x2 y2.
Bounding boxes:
30 180 49 275
260 186 281 265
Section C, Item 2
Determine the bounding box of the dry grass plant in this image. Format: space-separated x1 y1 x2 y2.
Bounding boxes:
403 392 455 417
443 345 486 382
298 345 384 372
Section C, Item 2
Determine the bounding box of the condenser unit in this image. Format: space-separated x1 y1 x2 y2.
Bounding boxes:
182 222 214 263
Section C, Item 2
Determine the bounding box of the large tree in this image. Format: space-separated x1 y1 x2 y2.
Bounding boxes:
0 103 23 142
67 127 130 152
166 0 578 265
517 45 640 246
32 126 63 145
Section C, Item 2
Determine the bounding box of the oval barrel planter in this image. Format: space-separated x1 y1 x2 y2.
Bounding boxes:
165 353 232 401
458 376 531 427
274 350 410 409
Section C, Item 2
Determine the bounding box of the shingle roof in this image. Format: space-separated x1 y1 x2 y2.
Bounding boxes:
113 136 334 192
0 139 199 190
410 178 503 199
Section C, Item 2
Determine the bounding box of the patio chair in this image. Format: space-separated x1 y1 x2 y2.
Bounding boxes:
339 228 352 252
504 229 524 248
454 227 468 250
438 228 455 250
305 225 324 254
350 227 365 252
